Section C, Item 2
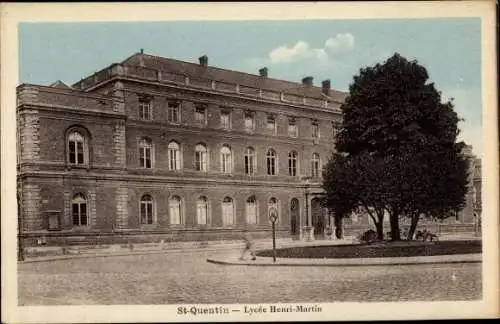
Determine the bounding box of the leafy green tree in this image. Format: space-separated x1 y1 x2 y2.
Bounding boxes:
326 53 468 241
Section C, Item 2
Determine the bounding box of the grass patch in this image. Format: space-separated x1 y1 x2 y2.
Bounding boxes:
256 240 482 259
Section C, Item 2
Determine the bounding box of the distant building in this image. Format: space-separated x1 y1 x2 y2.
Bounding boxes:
17 52 345 245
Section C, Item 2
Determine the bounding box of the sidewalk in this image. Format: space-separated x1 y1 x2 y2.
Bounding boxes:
207 252 482 267
19 234 480 263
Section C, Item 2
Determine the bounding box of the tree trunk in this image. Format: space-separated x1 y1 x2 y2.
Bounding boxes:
390 211 401 241
375 220 384 241
334 216 343 239
407 214 420 240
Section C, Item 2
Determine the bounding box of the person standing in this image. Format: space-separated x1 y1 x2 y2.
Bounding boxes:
239 231 256 260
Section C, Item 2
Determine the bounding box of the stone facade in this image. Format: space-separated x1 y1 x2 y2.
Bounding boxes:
16 52 481 246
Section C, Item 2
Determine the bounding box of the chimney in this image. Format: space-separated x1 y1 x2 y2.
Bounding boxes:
322 79 331 95
302 76 313 86
259 67 268 77
199 55 208 67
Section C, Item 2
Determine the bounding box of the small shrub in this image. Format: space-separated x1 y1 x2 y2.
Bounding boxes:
358 229 377 243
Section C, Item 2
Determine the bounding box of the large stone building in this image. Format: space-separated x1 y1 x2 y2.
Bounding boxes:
16 51 481 246
17 51 346 245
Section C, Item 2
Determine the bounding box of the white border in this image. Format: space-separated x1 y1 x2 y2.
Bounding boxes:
1 1 498 322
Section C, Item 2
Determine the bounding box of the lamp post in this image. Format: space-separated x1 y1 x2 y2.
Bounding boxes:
269 207 278 263
303 176 312 241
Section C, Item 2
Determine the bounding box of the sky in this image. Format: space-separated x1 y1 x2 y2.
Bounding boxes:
18 19 482 157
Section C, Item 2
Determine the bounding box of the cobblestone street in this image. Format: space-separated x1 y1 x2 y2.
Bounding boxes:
18 250 482 305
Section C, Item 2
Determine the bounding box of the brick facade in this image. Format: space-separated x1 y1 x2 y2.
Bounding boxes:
16 52 481 246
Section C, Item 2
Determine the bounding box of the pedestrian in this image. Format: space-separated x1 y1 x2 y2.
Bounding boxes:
239 231 256 261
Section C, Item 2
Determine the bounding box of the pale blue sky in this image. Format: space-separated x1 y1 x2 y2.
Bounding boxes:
19 19 482 156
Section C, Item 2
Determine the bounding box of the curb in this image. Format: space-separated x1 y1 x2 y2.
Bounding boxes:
206 253 483 267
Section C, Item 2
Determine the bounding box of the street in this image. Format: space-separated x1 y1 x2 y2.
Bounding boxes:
18 250 482 305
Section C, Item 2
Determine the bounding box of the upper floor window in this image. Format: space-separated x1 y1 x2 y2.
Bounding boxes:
267 115 277 135
140 194 154 225
195 105 207 126
72 193 88 226
245 147 256 175
288 117 298 138
167 101 181 123
312 153 321 177
68 131 87 165
332 122 341 140
288 151 298 177
267 149 277 175
244 111 255 132
312 120 320 138
220 111 231 130
195 144 208 172
138 97 152 120
220 145 233 174
139 138 153 169
168 141 181 171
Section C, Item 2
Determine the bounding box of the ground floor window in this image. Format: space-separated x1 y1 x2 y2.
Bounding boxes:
72 193 88 226
222 197 234 225
246 196 258 224
169 195 182 224
140 194 154 225
197 196 208 225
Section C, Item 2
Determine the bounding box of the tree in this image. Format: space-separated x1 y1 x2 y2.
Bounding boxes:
327 53 468 241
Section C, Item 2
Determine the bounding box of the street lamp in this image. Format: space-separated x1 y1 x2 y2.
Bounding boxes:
269 207 278 263
303 176 312 241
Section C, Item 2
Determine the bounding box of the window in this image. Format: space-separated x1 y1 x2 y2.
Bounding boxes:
140 194 154 225
288 151 298 177
195 144 208 172
288 117 298 138
267 115 276 134
267 149 277 175
169 195 182 225
195 105 207 126
222 197 234 225
245 147 256 175
268 197 278 221
68 131 86 165
220 145 232 174
168 141 181 171
312 153 321 177
72 193 88 226
168 101 181 123
220 111 231 130
332 122 340 139
138 98 152 120
312 120 320 138
244 111 255 132
246 196 258 224
196 196 208 225
139 138 153 169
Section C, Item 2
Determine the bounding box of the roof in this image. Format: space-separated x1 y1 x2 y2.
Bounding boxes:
49 80 72 89
120 53 347 102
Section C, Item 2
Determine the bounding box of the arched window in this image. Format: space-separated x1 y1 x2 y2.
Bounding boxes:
72 193 88 226
196 196 208 225
267 149 277 175
168 141 181 171
268 197 279 222
140 194 154 225
220 145 232 174
288 151 298 177
222 196 234 225
68 131 87 165
195 144 208 172
246 196 258 224
312 153 321 177
139 138 153 169
245 147 255 175
169 195 182 225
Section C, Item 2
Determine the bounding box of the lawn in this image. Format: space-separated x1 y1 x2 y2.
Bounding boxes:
256 240 482 259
